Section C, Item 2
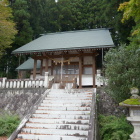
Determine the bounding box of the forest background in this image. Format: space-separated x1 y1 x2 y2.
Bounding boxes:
0 0 133 78
0 0 140 102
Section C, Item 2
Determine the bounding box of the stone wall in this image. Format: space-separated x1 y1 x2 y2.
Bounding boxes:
0 88 46 118
97 87 128 116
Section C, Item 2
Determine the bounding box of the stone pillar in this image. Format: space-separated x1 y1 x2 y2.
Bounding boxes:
44 72 49 88
6 81 9 88
2 77 7 88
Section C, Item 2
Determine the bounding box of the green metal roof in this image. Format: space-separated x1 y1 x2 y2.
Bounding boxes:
16 58 41 70
12 28 114 54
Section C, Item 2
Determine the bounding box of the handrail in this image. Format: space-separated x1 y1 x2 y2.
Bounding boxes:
88 88 97 140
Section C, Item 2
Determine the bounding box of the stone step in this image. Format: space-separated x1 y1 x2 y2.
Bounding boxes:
40 103 90 107
42 100 91 104
45 96 92 100
48 95 91 97
25 123 90 130
21 128 89 136
17 134 88 140
14 89 95 140
28 118 89 124
35 110 90 115
49 92 92 96
38 106 91 111
32 114 90 120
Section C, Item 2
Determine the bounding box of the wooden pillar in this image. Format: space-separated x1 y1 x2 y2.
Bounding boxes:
45 59 48 72
40 59 43 75
79 56 82 88
92 54 96 88
51 60 53 75
33 59 37 80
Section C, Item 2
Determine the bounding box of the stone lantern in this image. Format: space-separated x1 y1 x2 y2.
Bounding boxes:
119 87 140 140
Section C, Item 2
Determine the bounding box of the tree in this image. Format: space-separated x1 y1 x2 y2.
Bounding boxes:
27 0 46 38
0 0 33 78
12 0 33 47
104 45 140 103
0 0 17 57
118 0 140 48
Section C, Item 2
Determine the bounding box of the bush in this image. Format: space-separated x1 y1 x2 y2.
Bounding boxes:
0 112 20 137
104 45 140 103
98 115 133 140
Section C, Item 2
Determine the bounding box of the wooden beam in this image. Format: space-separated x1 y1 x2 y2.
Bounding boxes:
33 59 37 80
32 52 98 60
92 54 96 88
79 56 82 89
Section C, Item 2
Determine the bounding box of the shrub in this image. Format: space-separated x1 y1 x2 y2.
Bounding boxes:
98 115 133 140
104 45 140 103
0 112 20 137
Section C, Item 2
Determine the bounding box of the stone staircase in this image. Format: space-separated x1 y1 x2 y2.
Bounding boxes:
15 89 96 140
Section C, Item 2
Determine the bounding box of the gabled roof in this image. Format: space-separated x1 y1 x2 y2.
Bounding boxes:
12 28 114 54
16 58 41 71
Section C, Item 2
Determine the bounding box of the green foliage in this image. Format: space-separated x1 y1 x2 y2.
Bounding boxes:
27 0 132 44
104 45 140 103
0 0 17 57
12 0 33 47
0 0 134 78
0 112 20 136
99 115 133 140
119 0 140 48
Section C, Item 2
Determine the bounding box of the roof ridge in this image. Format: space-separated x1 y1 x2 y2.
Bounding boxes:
41 28 109 36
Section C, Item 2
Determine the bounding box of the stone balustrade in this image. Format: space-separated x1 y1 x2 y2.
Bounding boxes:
0 75 54 89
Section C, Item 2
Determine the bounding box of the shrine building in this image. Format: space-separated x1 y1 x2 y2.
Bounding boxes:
13 28 114 88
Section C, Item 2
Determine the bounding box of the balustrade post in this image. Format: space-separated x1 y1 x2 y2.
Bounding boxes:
36 80 39 88
2 77 7 88
17 81 20 88
44 72 49 88
20 81 24 88
0 81 2 88
13 81 16 88
25 80 28 88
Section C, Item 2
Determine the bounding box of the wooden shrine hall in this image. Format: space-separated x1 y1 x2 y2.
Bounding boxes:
13 28 114 88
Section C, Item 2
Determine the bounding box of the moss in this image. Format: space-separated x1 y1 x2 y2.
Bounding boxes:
120 98 140 105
